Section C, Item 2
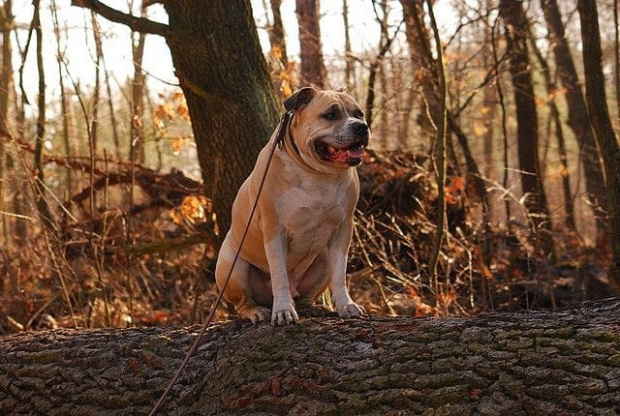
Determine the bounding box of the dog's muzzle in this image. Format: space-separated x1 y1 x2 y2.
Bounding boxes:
315 121 369 167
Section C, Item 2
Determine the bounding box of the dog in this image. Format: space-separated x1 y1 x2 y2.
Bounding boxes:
215 87 369 326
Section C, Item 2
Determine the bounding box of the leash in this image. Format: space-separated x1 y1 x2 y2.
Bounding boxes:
148 111 294 415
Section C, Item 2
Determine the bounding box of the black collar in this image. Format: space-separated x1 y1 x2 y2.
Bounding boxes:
276 110 302 158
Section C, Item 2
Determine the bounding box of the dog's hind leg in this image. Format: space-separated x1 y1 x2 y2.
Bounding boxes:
215 239 271 323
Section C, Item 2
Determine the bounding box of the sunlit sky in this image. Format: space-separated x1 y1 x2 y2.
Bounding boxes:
13 0 457 105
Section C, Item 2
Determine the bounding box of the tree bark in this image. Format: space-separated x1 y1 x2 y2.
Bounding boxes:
577 0 620 288
499 0 555 259
542 0 609 242
296 0 327 88
162 1 280 234
1 298 620 414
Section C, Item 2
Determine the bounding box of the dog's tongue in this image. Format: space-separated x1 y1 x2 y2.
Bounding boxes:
346 147 364 159
328 145 363 163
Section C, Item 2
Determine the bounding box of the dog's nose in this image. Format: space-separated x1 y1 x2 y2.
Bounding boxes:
353 122 369 135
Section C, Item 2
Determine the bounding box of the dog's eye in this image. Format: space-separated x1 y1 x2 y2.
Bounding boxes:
352 111 365 120
323 111 340 121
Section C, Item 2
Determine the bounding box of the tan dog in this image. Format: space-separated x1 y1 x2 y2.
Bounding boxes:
215 87 369 326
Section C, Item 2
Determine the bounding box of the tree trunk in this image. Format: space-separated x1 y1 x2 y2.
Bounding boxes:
1 298 620 414
296 0 327 88
529 24 576 231
51 2 74 198
0 0 13 242
365 0 395 130
499 0 555 259
162 1 280 235
577 0 620 288
33 0 55 231
400 0 441 137
342 0 354 92
130 2 147 165
269 0 288 68
542 0 609 243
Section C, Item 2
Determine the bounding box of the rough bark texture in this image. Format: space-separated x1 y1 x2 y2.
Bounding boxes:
578 0 620 288
542 0 609 240
296 0 327 88
499 0 554 259
163 0 280 235
2 299 620 415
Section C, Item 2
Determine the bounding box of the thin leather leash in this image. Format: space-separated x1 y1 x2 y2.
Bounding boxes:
149 110 294 415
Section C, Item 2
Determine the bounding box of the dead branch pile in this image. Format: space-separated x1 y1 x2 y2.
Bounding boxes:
349 150 610 316
350 150 475 316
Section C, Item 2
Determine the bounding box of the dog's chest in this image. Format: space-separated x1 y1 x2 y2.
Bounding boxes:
280 187 348 249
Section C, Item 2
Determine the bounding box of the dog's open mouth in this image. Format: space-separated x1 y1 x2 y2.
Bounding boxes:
315 139 365 166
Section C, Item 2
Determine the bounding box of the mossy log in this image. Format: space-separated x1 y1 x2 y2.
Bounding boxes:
1 299 620 415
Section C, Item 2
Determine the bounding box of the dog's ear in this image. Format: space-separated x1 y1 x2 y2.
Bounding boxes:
284 87 317 112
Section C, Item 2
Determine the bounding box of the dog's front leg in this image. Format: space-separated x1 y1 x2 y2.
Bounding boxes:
328 219 366 318
264 233 299 325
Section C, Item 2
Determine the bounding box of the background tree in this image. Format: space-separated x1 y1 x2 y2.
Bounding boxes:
529 21 576 231
542 0 609 245
0 0 12 241
296 0 327 88
268 0 288 68
499 0 554 259
130 0 147 165
577 0 620 288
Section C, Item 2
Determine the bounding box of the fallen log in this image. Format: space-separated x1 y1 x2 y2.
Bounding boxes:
1 298 620 415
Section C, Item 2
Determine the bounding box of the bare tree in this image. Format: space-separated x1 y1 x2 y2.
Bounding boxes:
577 0 620 288
32 0 55 230
51 0 74 195
365 1 402 130
529 23 576 230
0 0 13 241
499 0 555 259
296 0 327 88
541 0 609 244
130 1 147 165
400 0 441 138
342 0 354 91
269 0 288 68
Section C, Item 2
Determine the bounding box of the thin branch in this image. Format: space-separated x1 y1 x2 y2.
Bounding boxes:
426 0 447 300
71 0 170 37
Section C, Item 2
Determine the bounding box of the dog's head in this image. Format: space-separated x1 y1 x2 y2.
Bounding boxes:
282 87 370 172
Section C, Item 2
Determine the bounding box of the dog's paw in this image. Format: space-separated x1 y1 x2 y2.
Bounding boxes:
271 307 299 326
337 302 366 318
239 306 271 324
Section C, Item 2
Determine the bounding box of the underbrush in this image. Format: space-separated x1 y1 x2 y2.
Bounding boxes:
0 151 613 334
